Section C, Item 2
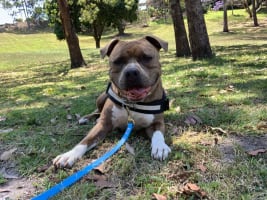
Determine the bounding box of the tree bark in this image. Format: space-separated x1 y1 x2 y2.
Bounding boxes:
244 0 252 18
185 0 213 60
92 21 105 48
57 0 86 68
170 0 191 57
223 0 229 32
252 0 259 26
117 20 126 36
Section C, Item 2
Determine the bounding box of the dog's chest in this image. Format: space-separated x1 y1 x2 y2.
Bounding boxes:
111 105 154 129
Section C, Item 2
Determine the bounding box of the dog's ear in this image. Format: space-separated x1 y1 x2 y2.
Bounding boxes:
100 39 120 58
144 35 168 52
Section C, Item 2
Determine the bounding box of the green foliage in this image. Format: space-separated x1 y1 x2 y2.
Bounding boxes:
54 21 65 40
45 0 138 42
79 0 138 35
45 0 82 40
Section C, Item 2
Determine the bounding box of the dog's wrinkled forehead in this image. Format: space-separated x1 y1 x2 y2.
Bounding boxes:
100 35 168 59
109 41 156 61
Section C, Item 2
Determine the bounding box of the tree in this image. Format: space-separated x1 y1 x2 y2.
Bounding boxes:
244 0 252 18
185 0 213 60
147 0 169 22
45 0 82 39
109 0 138 35
57 0 86 68
170 0 191 57
223 0 229 32
79 0 110 48
79 0 138 47
252 0 259 26
46 0 138 48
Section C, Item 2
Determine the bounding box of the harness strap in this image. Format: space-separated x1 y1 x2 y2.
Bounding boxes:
106 83 169 114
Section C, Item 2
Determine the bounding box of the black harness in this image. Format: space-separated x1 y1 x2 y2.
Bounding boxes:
106 83 169 114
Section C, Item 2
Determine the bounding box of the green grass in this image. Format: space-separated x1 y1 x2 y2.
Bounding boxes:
0 9 267 199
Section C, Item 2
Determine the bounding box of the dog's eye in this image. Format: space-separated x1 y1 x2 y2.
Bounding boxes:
113 57 125 65
141 54 153 62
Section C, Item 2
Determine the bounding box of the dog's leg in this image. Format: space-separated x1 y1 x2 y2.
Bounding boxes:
146 120 171 161
53 121 111 168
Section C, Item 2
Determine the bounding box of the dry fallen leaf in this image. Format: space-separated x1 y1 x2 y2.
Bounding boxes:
36 163 51 173
186 183 200 191
0 148 17 161
247 149 266 156
182 182 207 198
94 163 105 174
153 193 167 200
125 142 135 156
197 164 207 172
257 121 267 130
184 114 202 126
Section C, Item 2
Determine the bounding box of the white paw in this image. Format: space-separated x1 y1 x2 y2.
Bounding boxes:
53 144 87 168
151 131 171 161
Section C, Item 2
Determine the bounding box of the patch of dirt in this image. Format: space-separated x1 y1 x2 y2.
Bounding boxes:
0 143 38 200
0 178 37 200
218 134 267 162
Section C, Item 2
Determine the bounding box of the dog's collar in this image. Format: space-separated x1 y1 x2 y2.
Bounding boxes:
106 83 169 114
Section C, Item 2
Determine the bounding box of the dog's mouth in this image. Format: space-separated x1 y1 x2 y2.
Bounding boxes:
121 86 151 101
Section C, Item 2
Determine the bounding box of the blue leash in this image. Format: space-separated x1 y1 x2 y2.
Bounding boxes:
32 122 134 200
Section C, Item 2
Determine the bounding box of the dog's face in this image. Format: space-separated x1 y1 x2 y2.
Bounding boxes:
101 36 168 102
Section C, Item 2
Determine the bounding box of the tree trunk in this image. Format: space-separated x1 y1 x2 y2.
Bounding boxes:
57 0 86 68
93 21 105 48
170 0 191 57
252 0 259 26
223 0 229 32
117 20 126 36
185 0 213 60
244 0 253 18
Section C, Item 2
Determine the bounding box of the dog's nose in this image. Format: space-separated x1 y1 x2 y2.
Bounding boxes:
125 68 140 81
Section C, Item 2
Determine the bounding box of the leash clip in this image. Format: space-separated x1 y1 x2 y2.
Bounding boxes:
125 105 135 125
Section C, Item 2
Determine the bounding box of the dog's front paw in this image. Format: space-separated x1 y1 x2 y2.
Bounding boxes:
151 131 171 161
53 144 87 168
